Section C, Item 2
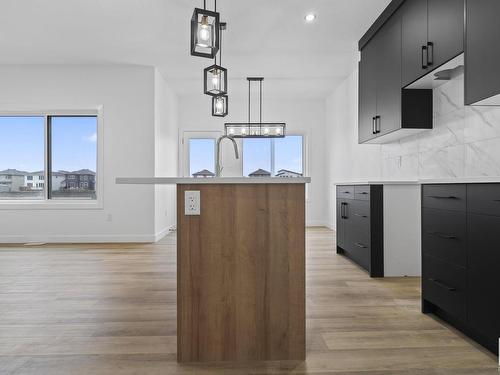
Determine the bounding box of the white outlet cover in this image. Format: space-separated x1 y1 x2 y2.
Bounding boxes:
185 190 201 216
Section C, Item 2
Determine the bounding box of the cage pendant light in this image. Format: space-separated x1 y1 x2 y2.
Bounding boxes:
190 0 220 58
224 78 286 138
204 23 227 97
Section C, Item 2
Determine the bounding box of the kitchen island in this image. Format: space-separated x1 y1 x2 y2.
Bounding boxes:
116 177 310 363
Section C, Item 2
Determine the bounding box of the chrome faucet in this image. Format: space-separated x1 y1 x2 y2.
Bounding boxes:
215 135 239 177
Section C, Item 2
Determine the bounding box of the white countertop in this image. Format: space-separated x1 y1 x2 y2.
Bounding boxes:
116 177 311 185
334 177 500 185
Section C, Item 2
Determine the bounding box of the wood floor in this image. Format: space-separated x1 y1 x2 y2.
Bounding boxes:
0 227 498 374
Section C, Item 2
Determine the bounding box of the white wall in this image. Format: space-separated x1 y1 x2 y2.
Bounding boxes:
0 65 177 243
325 67 500 229
325 69 382 228
154 69 178 239
178 94 328 226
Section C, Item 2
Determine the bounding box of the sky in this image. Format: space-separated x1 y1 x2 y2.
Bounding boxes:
189 135 303 177
0 116 97 172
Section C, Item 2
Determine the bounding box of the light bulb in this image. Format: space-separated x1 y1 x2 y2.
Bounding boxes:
241 127 247 135
198 16 211 44
215 98 224 113
228 128 235 135
211 72 220 89
275 128 282 135
264 128 270 135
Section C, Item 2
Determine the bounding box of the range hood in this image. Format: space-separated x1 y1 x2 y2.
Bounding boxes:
405 53 464 90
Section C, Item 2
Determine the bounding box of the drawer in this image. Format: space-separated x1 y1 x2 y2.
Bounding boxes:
468 183 500 217
354 185 370 200
422 255 466 322
350 199 370 220
422 208 466 267
337 185 354 199
422 184 466 212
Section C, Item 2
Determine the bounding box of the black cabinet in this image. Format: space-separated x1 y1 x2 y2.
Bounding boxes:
422 183 500 355
427 0 464 69
358 4 432 144
336 185 383 277
401 0 464 87
401 0 428 86
465 0 500 105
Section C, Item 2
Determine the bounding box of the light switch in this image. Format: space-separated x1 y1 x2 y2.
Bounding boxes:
185 190 201 215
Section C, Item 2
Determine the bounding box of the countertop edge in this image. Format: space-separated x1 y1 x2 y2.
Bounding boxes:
116 177 311 185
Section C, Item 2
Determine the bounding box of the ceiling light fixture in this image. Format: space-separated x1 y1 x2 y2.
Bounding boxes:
205 22 228 102
224 77 286 138
191 0 220 58
304 13 316 23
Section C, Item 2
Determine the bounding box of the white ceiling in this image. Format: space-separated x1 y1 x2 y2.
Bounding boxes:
0 0 391 98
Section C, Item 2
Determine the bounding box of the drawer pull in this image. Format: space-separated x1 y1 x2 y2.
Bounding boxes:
354 242 368 249
427 231 457 240
429 278 456 292
354 213 368 218
343 191 351 194
359 192 369 195
428 195 459 200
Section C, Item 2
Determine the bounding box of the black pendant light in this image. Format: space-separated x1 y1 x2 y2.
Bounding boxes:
212 95 228 117
204 22 227 97
190 0 220 58
224 78 286 138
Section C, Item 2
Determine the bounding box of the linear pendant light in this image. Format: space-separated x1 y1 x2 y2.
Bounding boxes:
224 78 285 138
190 0 220 58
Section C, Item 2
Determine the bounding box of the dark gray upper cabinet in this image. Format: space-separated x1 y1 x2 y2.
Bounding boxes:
358 40 378 143
401 0 428 86
376 16 403 137
465 0 500 105
401 0 464 87
427 0 464 69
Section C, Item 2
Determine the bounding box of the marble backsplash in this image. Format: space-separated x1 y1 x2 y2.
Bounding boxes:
381 72 500 179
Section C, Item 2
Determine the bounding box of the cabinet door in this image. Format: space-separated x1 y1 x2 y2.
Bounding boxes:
427 0 464 69
358 41 378 143
336 200 346 250
375 15 402 137
465 0 500 105
468 213 500 353
401 0 428 86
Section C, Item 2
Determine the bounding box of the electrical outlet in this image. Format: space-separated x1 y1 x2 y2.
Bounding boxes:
185 191 201 215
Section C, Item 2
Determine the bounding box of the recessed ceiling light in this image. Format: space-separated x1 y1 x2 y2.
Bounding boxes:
304 13 316 23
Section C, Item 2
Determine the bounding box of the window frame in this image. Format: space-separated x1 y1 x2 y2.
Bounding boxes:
242 133 307 178
181 131 221 177
0 108 103 210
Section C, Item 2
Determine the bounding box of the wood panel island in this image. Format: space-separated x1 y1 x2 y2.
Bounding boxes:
116 177 310 363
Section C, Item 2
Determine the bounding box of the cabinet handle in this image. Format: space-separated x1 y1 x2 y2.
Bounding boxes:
372 116 376 134
354 242 368 249
428 195 458 200
426 231 457 240
421 45 428 69
343 203 348 219
427 42 434 66
429 278 456 292
359 192 369 195
375 115 381 134
354 213 368 218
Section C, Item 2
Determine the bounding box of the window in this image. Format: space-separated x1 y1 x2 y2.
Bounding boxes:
0 117 45 200
51 116 97 200
0 114 98 201
243 135 304 177
189 138 216 177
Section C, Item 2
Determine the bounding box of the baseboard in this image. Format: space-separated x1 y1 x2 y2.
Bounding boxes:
154 225 176 242
306 220 330 227
0 233 158 244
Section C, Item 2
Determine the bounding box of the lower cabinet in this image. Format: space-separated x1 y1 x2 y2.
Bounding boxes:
422 183 500 355
336 185 383 277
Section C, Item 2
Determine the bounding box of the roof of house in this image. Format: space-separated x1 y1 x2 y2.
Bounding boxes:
276 169 302 176
249 169 271 177
0 169 29 176
65 169 96 175
192 169 215 177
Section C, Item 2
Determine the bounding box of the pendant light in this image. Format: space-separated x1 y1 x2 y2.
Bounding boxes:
209 23 228 117
224 78 286 138
191 0 220 58
204 22 227 97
